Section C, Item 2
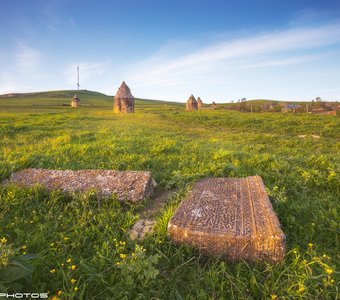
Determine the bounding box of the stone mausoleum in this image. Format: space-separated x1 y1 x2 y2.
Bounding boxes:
197 96 203 109
186 94 198 111
114 81 135 113
71 94 80 108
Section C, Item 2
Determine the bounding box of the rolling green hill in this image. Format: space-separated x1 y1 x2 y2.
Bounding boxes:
0 89 182 111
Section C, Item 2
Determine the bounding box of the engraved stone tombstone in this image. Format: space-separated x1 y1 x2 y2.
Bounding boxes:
6 169 156 202
168 176 285 263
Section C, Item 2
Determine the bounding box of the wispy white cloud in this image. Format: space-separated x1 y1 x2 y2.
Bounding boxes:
66 60 111 87
123 22 340 100
14 42 42 74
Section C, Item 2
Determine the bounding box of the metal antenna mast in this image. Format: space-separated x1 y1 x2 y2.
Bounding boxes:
77 65 80 91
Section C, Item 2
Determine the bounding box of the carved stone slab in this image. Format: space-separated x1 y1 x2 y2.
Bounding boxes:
168 176 285 263
6 169 156 202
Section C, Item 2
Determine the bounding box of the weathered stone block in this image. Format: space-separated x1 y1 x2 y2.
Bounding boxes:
168 176 285 263
129 219 155 241
6 169 156 202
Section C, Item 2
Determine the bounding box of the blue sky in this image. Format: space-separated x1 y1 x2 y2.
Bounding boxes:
1 0 340 102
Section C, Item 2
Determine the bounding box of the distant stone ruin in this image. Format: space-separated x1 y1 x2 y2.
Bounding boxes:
197 97 203 109
168 176 285 263
186 94 198 111
210 101 218 109
71 94 80 108
113 81 134 113
6 169 156 202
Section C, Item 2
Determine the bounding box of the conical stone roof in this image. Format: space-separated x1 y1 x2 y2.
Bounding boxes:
72 94 80 101
187 94 197 104
115 81 134 99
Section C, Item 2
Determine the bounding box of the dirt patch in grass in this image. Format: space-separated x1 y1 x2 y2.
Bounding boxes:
141 187 177 219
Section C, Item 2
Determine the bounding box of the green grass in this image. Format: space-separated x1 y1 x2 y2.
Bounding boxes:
0 91 339 299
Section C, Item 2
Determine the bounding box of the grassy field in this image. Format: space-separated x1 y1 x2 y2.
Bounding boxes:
0 91 339 299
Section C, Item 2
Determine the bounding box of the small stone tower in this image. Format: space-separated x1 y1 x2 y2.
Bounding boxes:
197 97 203 110
71 94 80 108
114 81 134 113
186 94 198 111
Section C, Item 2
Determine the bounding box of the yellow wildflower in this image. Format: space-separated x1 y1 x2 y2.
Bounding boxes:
50 269 56 274
308 243 313 247
74 287 78 292
50 243 55 247
325 268 333 275
271 295 278 300
63 237 69 241
120 253 127 260
22 245 27 249
66 258 72 263
57 291 62 296
0 237 7 244
70 278 76 284
70 265 76 270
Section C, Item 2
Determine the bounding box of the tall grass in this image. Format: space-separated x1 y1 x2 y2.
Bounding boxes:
0 96 339 299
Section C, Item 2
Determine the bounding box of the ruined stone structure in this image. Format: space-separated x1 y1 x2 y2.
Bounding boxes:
197 97 203 109
113 81 134 113
71 94 80 108
210 101 218 109
168 176 285 263
186 94 198 111
6 169 156 202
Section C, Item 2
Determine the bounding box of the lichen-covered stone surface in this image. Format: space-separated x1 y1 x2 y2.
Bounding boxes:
129 219 155 241
168 176 285 263
6 169 156 202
